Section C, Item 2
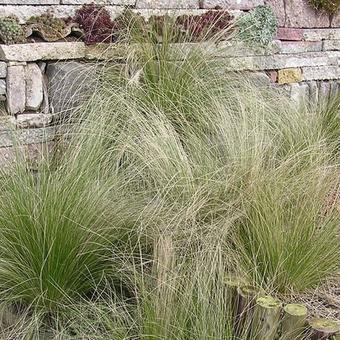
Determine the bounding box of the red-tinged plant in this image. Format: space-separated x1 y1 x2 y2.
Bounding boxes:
176 10 233 42
73 3 120 44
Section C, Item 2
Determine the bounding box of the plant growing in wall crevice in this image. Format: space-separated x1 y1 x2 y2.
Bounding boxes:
236 5 278 47
309 0 340 13
0 16 26 44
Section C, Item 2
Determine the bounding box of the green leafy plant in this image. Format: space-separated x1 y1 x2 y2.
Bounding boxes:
237 5 278 46
309 0 340 13
0 16 25 44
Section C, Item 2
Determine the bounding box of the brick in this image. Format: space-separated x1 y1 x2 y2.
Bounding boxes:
266 70 278 82
302 66 340 81
285 0 329 28
203 0 263 10
0 62 6 78
264 0 285 27
278 68 303 84
277 28 304 41
135 0 199 9
323 40 340 51
303 29 340 41
0 42 86 62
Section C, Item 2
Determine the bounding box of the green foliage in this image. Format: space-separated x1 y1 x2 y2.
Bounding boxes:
237 5 278 46
0 16 25 44
310 0 340 13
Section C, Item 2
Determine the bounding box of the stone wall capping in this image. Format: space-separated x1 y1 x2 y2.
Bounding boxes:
0 42 86 62
135 0 199 9
85 43 130 60
15 113 53 129
61 0 135 4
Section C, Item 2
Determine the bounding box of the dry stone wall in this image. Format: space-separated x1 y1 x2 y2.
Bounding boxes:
0 0 339 166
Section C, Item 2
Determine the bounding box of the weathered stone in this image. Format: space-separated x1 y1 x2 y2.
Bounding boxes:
285 0 329 28
245 72 271 86
135 0 198 9
264 0 285 27
277 41 323 54
15 113 53 129
215 41 280 57
203 0 263 10
0 42 86 62
85 43 129 60
290 83 309 106
331 13 340 28
303 29 340 41
0 79 6 96
323 40 340 51
47 62 97 117
277 28 304 41
0 5 123 24
308 81 319 106
26 63 44 111
278 68 303 84
302 66 339 81
0 0 59 3
61 0 134 4
0 62 6 78
0 127 56 148
329 80 339 99
318 81 330 105
223 52 336 71
6 65 26 115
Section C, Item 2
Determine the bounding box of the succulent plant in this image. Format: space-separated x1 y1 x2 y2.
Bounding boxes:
309 0 339 13
236 5 278 47
0 16 26 45
73 3 120 44
27 13 68 41
176 10 234 42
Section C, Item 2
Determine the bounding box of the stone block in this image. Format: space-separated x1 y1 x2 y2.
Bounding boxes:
0 42 86 62
47 62 97 117
290 83 309 106
302 66 339 81
308 81 319 106
85 43 129 60
223 52 336 71
318 81 330 105
285 0 329 28
278 68 303 84
264 0 285 27
277 28 304 41
135 0 199 9
26 63 44 111
0 5 123 24
331 13 340 28
303 28 340 41
0 80 5 96
203 0 264 10
323 40 340 51
15 113 53 129
61 0 134 4
0 0 59 3
0 62 6 78
277 41 322 54
6 65 26 115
